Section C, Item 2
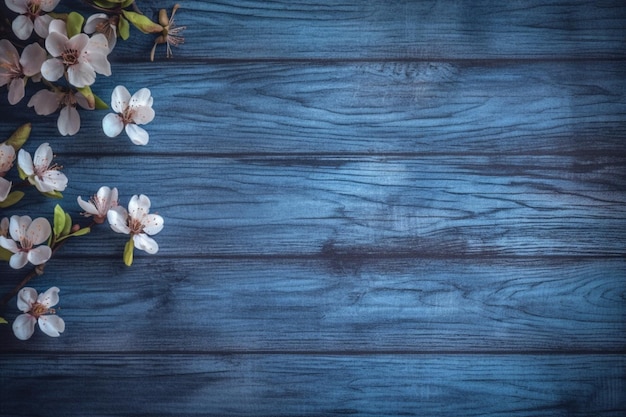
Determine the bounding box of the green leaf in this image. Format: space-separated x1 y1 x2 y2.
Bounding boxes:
76 85 95 109
94 93 109 110
53 204 66 238
121 0 135 8
66 12 85 38
118 15 130 40
5 123 31 151
0 317 7 325
43 190 63 199
56 226 91 243
0 191 24 208
17 165 27 180
62 213 72 236
123 239 134 266
0 246 12 261
121 10 163 34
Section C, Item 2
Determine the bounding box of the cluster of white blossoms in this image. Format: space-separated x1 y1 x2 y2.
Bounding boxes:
0 0 157 141
0 1 178 340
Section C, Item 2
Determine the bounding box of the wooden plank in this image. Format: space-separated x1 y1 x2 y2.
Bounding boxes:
99 0 626 60
3 61 625 155
1 353 624 416
2 154 623 257
1 258 624 352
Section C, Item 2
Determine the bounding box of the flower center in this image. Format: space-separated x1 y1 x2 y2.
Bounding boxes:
29 302 54 318
122 107 136 125
62 49 80 66
18 236 33 251
27 1 42 18
128 217 145 235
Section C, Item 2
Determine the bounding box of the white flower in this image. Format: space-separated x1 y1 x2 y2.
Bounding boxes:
77 186 118 224
0 40 47 104
0 142 16 175
27 88 93 136
102 85 155 145
84 13 117 52
12 287 65 340
41 19 111 88
107 194 163 254
5 0 59 40
18 142 68 192
0 178 11 202
0 215 52 269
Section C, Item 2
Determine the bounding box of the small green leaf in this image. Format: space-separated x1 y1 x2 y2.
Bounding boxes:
121 0 135 7
43 190 64 199
118 15 130 40
122 10 163 34
66 12 84 38
56 226 91 243
0 191 24 208
5 123 31 151
53 204 66 237
94 93 109 110
0 317 7 325
62 213 72 236
123 239 134 266
76 85 95 109
0 246 12 261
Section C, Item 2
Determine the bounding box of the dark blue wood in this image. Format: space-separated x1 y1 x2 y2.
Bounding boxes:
0 0 625 416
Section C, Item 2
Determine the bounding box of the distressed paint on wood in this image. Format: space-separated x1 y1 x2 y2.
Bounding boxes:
0 0 625 415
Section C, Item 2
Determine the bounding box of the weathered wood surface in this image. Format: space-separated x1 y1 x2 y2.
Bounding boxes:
1 354 624 417
1 258 625 353
1 0 625 415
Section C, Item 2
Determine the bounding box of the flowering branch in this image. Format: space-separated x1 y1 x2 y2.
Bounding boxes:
0 0 181 339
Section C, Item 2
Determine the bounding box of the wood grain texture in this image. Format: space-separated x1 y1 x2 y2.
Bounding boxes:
1 258 624 353
1 0 625 415
104 0 626 60
1 154 622 257
3 61 626 155
1 354 624 417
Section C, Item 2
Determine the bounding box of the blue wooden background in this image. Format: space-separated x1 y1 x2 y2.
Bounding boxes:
1 0 625 415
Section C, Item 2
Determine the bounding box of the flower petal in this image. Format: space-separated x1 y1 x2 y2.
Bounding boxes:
26 217 51 245
129 194 151 217
33 143 52 169
20 42 48 76
0 178 11 201
13 314 36 340
37 286 60 308
0 39 19 67
41 0 61 13
33 14 53 38
130 88 152 108
77 196 98 215
28 245 52 265
16 287 37 312
5 0 28 14
107 206 130 234
44 29 68 57
0 235 18 253
58 106 81 136
110 85 130 113
7 77 25 105
9 215 30 241
9 252 29 269
102 113 124 137
40 170 69 192
40 58 65 83
131 106 155 125
133 233 159 254
142 214 164 235
12 15 33 40
125 123 149 145
27 89 62 115
38 315 65 337
67 61 96 88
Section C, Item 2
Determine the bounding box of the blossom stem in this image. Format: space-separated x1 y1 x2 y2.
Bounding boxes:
0 221 96 307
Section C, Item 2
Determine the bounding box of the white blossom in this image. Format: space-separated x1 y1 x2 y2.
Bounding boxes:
0 40 47 104
84 13 117 52
41 19 111 88
77 186 118 223
107 194 163 254
28 88 93 136
0 215 52 269
18 142 68 192
12 287 65 340
102 85 155 145
0 143 16 175
4 0 59 40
